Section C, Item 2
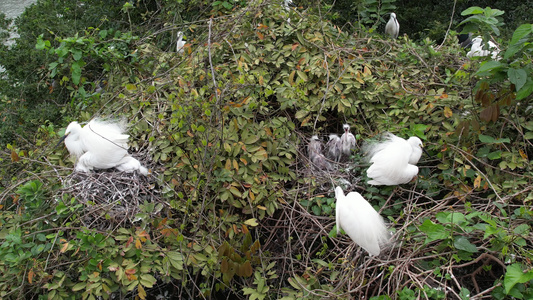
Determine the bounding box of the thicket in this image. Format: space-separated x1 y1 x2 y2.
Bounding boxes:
0 0 533 299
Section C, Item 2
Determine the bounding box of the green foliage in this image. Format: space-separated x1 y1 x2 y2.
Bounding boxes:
459 6 506 37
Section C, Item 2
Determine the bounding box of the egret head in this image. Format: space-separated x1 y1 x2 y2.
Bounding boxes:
311 135 319 141
177 31 183 40
407 136 423 149
343 124 350 132
390 12 396 20
328 134 339 140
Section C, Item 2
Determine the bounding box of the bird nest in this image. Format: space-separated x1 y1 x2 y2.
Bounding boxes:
61 169 162 230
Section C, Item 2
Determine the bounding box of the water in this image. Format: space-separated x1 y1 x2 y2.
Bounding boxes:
0 0 36 19
0 0 36 72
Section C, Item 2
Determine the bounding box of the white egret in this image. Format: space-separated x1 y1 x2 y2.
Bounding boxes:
326 134 342 162
176 31 186 54
385 13 399 39
335 186 390 256
308 135 332 170
340 124 357 158
466 36 500 60
60 119 148 175
365 133 424 185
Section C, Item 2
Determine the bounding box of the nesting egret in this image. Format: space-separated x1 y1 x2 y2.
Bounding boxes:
308 135 332 170
341 124 357 158
466 36 500 60
335 186 390 256
176 31 185 54
365 133 424 185
385 13 399 39
326 134 342 162
60 119 148 175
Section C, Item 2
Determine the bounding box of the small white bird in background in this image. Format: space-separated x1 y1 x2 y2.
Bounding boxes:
326 134 342 162
335 186 390 256
340 124 357 158
385 12 399 39
176 31 186 54
60 119 148 175
466 36 500 60
365 133 424 185
308 135 332 170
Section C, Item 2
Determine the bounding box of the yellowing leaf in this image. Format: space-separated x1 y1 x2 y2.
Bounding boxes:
28 268 34 284
229 187 242 198
444 106 453 118
519 149 528 159
244 218 259 227
138 284 146 300
232 159 239 171
135 239 142 249
60 240 69 253
473 175 482 189
10 150 19 162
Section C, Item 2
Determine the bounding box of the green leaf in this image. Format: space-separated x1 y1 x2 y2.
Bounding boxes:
453 236 478 253
516 78 533 100
508 68 527 91
461 6 484 16
503 263 533 294
475 61 503 76
71 62 82 85
478 134 509 144
419 219 448 243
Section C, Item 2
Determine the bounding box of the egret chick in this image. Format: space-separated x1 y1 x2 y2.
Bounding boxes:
326 134 342 162
385 13 399 39
340 124 357 158
61 119 148 175
466 36 500 60
365 133 424 185
176 31 186 54
308 135 332 171
335 186 390 256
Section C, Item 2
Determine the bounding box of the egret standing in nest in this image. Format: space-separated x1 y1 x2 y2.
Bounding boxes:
365 133 425 185
326 134 342 163
385 12 399 39
340 124 357 159
176 31 186 54
308 135 332 170
59 118 148 175
335 186 390 256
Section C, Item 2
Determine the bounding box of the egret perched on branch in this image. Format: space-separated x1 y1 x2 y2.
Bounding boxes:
385 13 399 39
466 36 500 60
365 133 425 185
176 31 186 54
59 119 148 175
308 135 332 170
335 186 390 256
326 134 342 162
340 124 357 158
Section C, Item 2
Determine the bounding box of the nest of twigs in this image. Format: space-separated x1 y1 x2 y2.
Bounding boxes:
61 165 162 230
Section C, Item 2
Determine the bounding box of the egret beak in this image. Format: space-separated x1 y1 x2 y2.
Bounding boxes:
422 147 430 157
55 132 69 148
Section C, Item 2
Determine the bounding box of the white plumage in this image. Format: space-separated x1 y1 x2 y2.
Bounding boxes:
335 186 390 256
176 31 186 54
63 119 148 175
326 134 342 162
340 124 357 158
365 133 423 185
385 13 399 39
466 36 500 60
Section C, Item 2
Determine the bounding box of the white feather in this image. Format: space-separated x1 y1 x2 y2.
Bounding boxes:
63 118 148 175
335 186 390 256
467 36 500 60
385 13 399 39
365 133 423 185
